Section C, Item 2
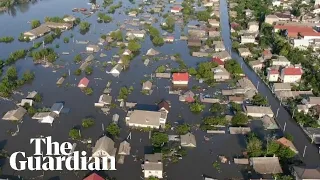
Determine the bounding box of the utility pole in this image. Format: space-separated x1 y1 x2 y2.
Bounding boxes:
303 145 307 157
283 122 286 132
101 123 104 133
276 108 280 118
257 81 260 90
292 108 295 118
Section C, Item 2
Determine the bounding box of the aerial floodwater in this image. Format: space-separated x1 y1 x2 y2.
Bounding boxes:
1 0 318 179
0 0 248 179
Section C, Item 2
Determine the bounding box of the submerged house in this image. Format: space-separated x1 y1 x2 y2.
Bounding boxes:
83 173 104 180
23 25 51 40
250 157 283 174
126 110 166 129
142 81 152 90
118 140 131 155
108 64 123 77
32 112 56 124
92 136 117 158
86 44 100 52
143 153 163 179
50 103 64 115
2 107 27 121
180 132 197 147
78 77 90 88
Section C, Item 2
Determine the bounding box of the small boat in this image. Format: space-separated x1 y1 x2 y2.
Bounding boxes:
72 8 79 12
62 52 70 55
80 8 87 12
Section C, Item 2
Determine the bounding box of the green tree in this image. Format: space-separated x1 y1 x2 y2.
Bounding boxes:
118 86 132 99
106 123 120 137
230 102 242 113
210 103 226 114
189 101 205 113
231 113 249 126
110 30 123 41
6 66 18 82
247 134 263 157
176 123 190 135
22 70 35 83
148 177 160 180
0 36 14 43
34 93 42 102
225 59 243 76
84 87 93 95
152 36 164 46
128 40 141 52
196 11 210 21
85 66 93 75
155 65 166 73
63 37 69 43
27 106 37 116
200 116 227 130
74 69 82 76
151 132 168 147
252 93 268 106
82 118 95 128
69 128 81 139
74 54 82 63
79 21 91 31
31 20 41 29
188 67 197 75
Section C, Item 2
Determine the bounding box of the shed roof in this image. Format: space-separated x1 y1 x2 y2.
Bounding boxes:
2 107 27 121
118 140 131 155
250 157 283 174
180 132 196 147
127 110 161 126
293 166 320 179
83 173 104 180
92 136 116 156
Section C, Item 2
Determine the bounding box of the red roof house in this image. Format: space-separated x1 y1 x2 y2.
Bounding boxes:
172 72 189 85
274 25 320 38
78 77 90 88
212 57 225 67
171 6 182 13
83 173 104 180
280 67 303 83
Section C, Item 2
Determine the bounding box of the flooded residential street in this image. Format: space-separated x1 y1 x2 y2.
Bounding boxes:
219 0 320 166
0 0 249 179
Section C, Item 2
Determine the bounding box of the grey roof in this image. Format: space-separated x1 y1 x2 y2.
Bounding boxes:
24 25 50 36
261 115 278 129
26 91 38 99
293 166 320 179
32 112 56 120
50 103 63 113
2 107 27 121
92 136 116 156
229 127 251 134
273 83 292 91
99 94 112 104
118 140 131 155
309 96 320 105
146 48 160 56
180 132 197 147
85 54 94 62
237 78 257 91
110 64 123 74
142 81 152 90
127 110 161 127
145 153 162 162
238 48 251 54
245 106 274 116
212 51 230 59
250 157 283 174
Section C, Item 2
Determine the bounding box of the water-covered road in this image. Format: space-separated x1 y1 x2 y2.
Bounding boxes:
219 0 320 166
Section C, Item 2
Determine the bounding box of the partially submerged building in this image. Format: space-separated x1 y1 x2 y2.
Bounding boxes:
180 132 197 147
2 107 27 121
142 153 163 179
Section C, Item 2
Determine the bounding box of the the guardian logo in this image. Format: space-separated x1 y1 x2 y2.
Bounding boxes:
9 136 116 171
